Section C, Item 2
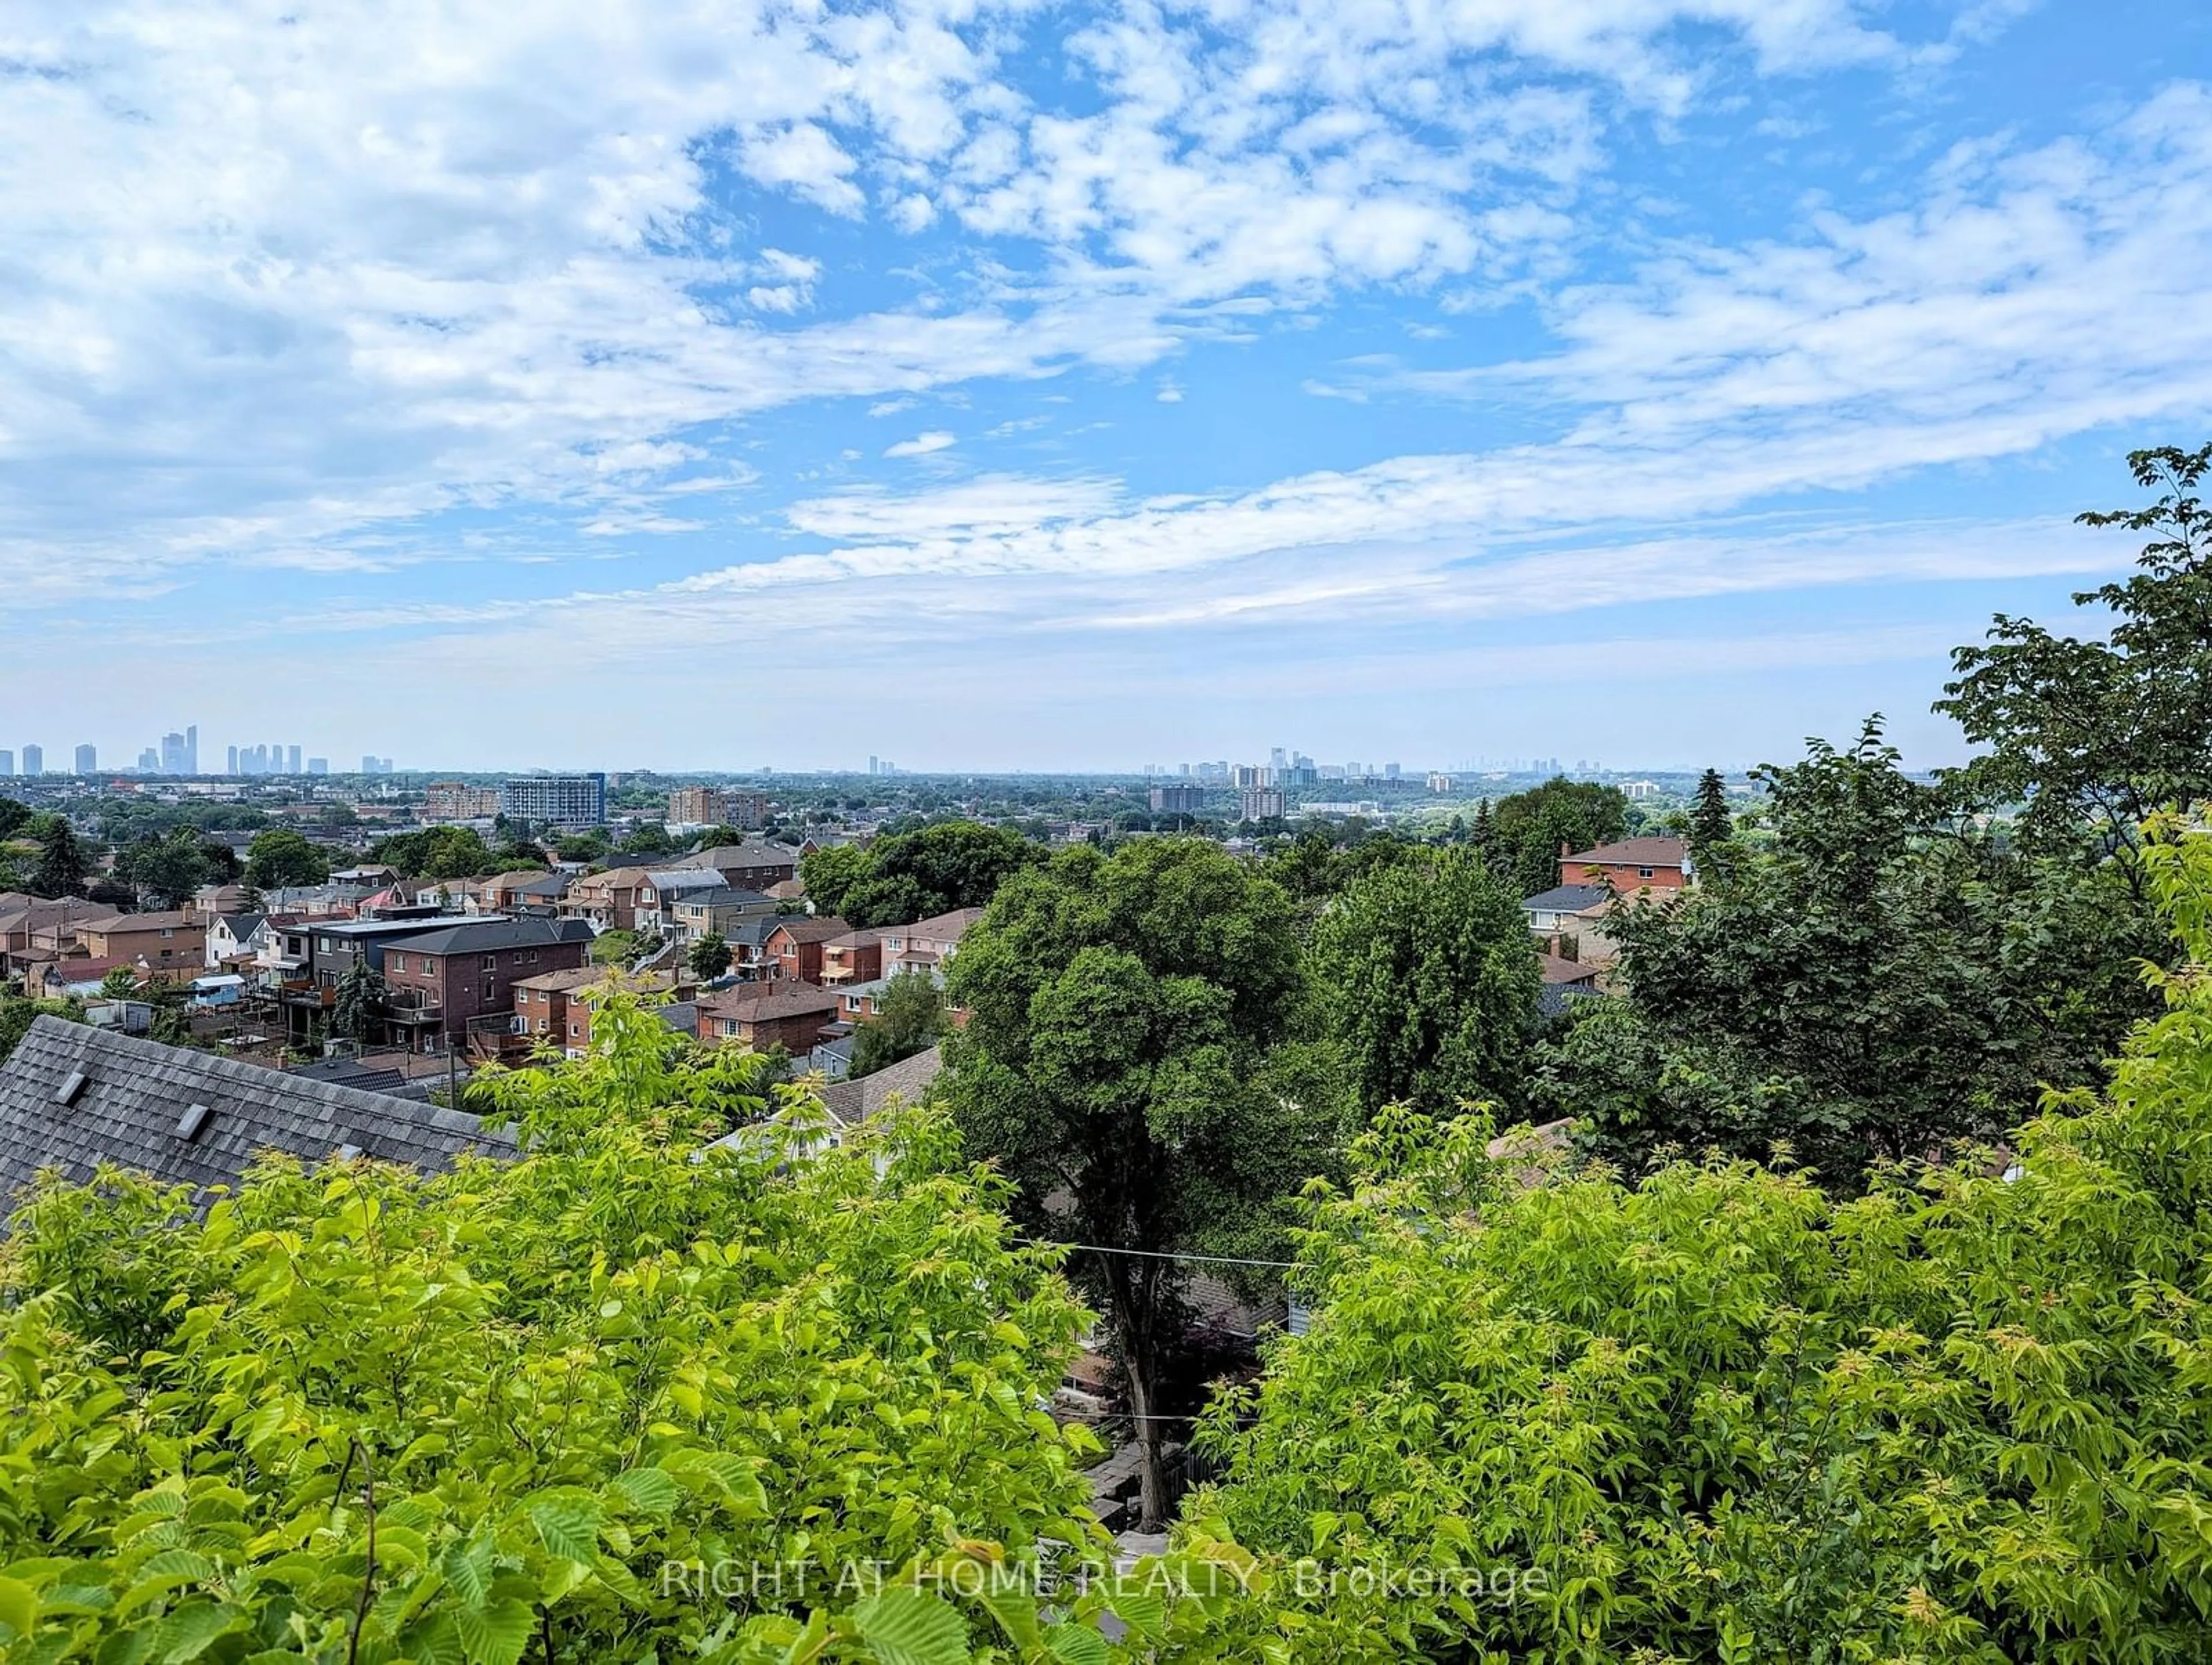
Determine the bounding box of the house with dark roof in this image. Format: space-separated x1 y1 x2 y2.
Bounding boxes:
675 842 799 892
204 911 270 970
878 907 985 977
378 915 596 1054
668 886 778 944
0 1016 510 1217
1536 951 1603 1017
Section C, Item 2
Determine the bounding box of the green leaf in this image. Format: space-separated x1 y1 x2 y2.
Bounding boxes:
850 1585 969 1665
605 1467 680 1518
526 1494 603 1565
442 1537 496 1609
0 1576 36 1638
453 1596 534 1665
1044 1623 1111 1665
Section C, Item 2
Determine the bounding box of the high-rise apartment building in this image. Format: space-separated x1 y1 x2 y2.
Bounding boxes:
138 748 158 772
668 785 729 826
1237 787 1286 822
226 746 240 775
308 758 329 775
0 750 13 777
423 781 501 820
498 773 606 827
1149 785 1206 814
287 745 302 775
73 744 96 775
21 745 43 777
159 732 187 774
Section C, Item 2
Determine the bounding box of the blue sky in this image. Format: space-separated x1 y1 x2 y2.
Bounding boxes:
3 0 2210 774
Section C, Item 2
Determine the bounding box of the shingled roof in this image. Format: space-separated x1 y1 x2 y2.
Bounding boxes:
0 1016 513 1214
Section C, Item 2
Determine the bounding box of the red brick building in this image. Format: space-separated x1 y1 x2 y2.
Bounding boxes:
697 983 842 1054
818 928 885 986
1558 836 1690 893
379 915 594 1053
765 916 854 984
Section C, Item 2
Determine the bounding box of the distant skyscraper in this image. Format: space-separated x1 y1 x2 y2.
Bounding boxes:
308 758 329 775
159 731 185 774
184 724 198 775
138 748 158 772
287 744 302 774
0 750 13 777
73 744 96 775
21 745 43 777
226 744 239 775
362 754 378 774
868 755 879 775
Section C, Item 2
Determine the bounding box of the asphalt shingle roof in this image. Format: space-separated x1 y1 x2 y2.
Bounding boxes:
0 1016 512 1214
374 915 595 956
1520 883 1613 913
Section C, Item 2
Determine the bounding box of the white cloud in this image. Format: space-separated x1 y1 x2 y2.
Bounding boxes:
0 0 1961 607
884 430 957 457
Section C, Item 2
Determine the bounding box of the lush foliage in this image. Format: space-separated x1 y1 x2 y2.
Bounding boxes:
944 837 1342 1528
29 816 88 899
1205 824 2212 1661
0 994 83 1064
1488 776 1629 900
1552 721 2159 1185
802 823 1043 929
1309 846 1539 1120
688 930 732 979
1940 442 2212 874
850 970 945 1079
0 997 1159 1664
245 828 332 891
116 826 240 909
368 826 497 881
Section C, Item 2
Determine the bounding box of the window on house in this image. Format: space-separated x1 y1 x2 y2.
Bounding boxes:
1638 866 1654 879
482 955 497 970
391 955 404 974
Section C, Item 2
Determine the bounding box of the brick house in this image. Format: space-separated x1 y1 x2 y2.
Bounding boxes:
378 916 594 1053
765 916 854 984
560 866 657 932
511 966 697 1058
697 983 842 1054
676 842 798 891
878 907 984 977
1557 836 1690 893
818 928 885 986
669 887 778 945
78 911 206 972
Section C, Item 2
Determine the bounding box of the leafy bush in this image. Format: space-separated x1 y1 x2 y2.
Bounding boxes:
0 997 1129 1661
1201 821 2212 1662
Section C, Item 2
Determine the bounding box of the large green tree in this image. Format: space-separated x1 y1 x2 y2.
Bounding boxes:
1491 776 1629 900
29 815 87 898
1938 441 2212 880
119 826 234 909
245 826 331 890
944 837 1342 1529
1555 721 2157 1185
369 825 494 881
807 822 1046 929
1310 847 1540 1121
0 796 31 842
1205 823 2212 1663
850 968 946 1079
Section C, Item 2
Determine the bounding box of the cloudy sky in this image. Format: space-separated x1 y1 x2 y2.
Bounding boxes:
3 0 2209 774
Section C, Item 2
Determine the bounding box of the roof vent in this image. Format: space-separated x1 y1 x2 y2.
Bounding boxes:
334 1142 363 1161
52 1070 89 1107
176 1103 211 1142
